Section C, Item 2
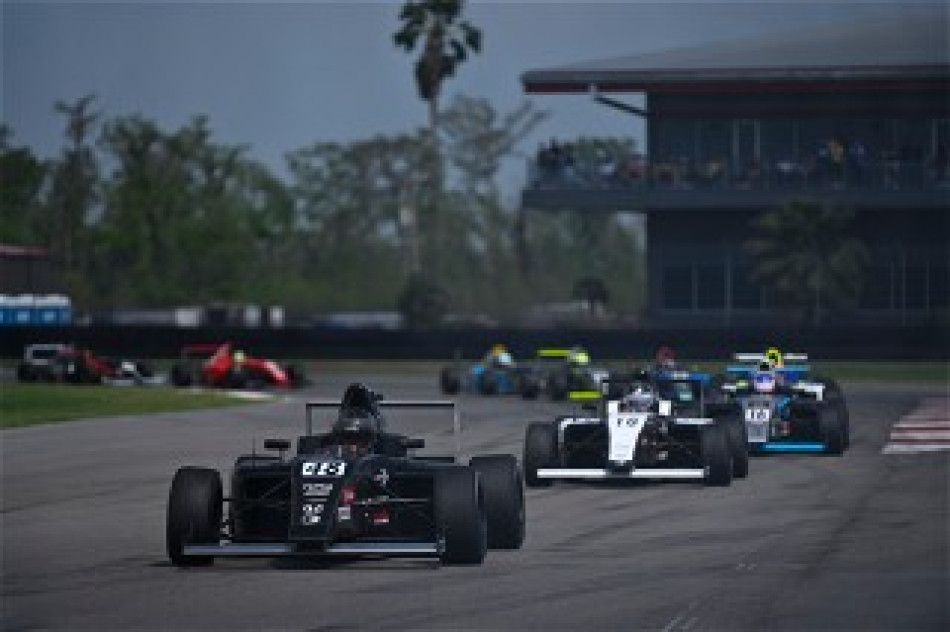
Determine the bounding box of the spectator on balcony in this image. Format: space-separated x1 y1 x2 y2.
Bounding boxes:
828 137 845 188
848 139 868 186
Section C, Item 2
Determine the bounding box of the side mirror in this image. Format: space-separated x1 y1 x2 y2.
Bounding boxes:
401 437 425 450
264 439 291 452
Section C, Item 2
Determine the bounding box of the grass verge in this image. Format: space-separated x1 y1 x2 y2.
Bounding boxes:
0 384 261 429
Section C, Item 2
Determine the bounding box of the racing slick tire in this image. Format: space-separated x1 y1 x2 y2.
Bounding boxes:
16 363 36 382
546 372 569 401
285 363 308 388
821 378 850 449
439 367 461 395
819 405 846 456
524 422 558 488
167 467 223 567
700 424 733 487
725 416 749 479
469 455 526 550
519 374 541 400
435 468 487 565
477 371 498 395
170 363 194 387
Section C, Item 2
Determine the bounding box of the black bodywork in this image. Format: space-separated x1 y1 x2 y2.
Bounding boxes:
167 383 524 566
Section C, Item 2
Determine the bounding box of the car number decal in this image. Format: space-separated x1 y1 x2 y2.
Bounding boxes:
301 461 347 477
745 407 771 423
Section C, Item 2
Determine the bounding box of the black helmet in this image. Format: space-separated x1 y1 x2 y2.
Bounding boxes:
332 409 381 438
333 382 385 437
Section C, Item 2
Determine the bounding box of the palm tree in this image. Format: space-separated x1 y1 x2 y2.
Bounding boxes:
745 199 869 325
393 0 482 139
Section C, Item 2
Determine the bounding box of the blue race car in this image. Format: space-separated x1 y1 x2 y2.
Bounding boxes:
439 346 541 399
717 349 849 455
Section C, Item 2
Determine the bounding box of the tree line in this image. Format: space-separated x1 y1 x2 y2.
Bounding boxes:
0 94 646 326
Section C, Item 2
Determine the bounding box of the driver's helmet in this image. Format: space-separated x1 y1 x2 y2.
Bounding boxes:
622 382 655 412
233 350 247 364
753 369 777 394
119 360 137 376
568 347 590 366
496 351 514 366
331 408 380 456
656 346 676 369
765 347 784 369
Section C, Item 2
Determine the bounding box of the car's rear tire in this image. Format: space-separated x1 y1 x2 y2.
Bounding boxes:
547 372 569 401
701 424 733 486
519 374 541 400
170 363 193 387
167 467 222 567
725 416 749 479
435 468 487 565
477 371 498 395
469 455 525 550
819 405 846 456
524 422 557 488
439 367 460 395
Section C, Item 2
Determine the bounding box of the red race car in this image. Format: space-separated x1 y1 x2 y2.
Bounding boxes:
170 342 307 390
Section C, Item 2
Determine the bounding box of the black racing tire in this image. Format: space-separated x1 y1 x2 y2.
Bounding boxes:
524 422 558 488
16 363 36 382
821 378 850 449
167 467 222 567
477 371 498 395
469 455 526 550
435 468 487 565
170 363 193 387
819 405 846 456
701 424 733 487
519 374 541 400
439 367 460 395
284 363 307 388
725 416 750 479
547 372 569 401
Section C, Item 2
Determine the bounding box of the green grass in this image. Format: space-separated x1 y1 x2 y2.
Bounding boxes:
0 383 261 429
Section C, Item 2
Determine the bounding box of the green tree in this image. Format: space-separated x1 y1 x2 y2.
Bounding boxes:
0 126 49 246
393 0 482 137
49 94 100 300
745 200 869 325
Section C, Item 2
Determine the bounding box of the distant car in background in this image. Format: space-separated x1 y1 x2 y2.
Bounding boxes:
532 346 612 401
170 341 307 390
16 342 162 386
439 345 541 398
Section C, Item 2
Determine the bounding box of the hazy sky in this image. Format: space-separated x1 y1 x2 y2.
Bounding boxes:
2 1 939 196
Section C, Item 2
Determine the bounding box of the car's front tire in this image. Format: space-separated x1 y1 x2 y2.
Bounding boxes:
701 424 733 486
167 467 222 567
469 455 525 550
435 468 487 565
725 415 749 479
819 405 846 456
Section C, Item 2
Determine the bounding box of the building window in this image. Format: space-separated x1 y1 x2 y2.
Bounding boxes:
696 264 726 309
732 265 763 310
662 265 693 309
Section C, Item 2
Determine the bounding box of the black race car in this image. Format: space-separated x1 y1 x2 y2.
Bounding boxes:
166 383 525 567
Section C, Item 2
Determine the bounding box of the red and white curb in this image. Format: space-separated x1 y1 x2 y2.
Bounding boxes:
882 396 950 454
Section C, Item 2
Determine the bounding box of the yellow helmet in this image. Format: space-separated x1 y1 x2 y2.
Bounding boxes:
569 347 590 365
491 344 507 355
765 347 784 369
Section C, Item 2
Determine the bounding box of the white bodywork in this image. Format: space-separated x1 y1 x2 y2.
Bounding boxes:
537 400 714 480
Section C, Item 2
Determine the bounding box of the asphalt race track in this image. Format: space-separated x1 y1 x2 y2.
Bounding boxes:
2 372 947 631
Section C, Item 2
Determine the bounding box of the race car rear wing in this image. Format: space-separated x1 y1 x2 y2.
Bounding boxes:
305 399 461 459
